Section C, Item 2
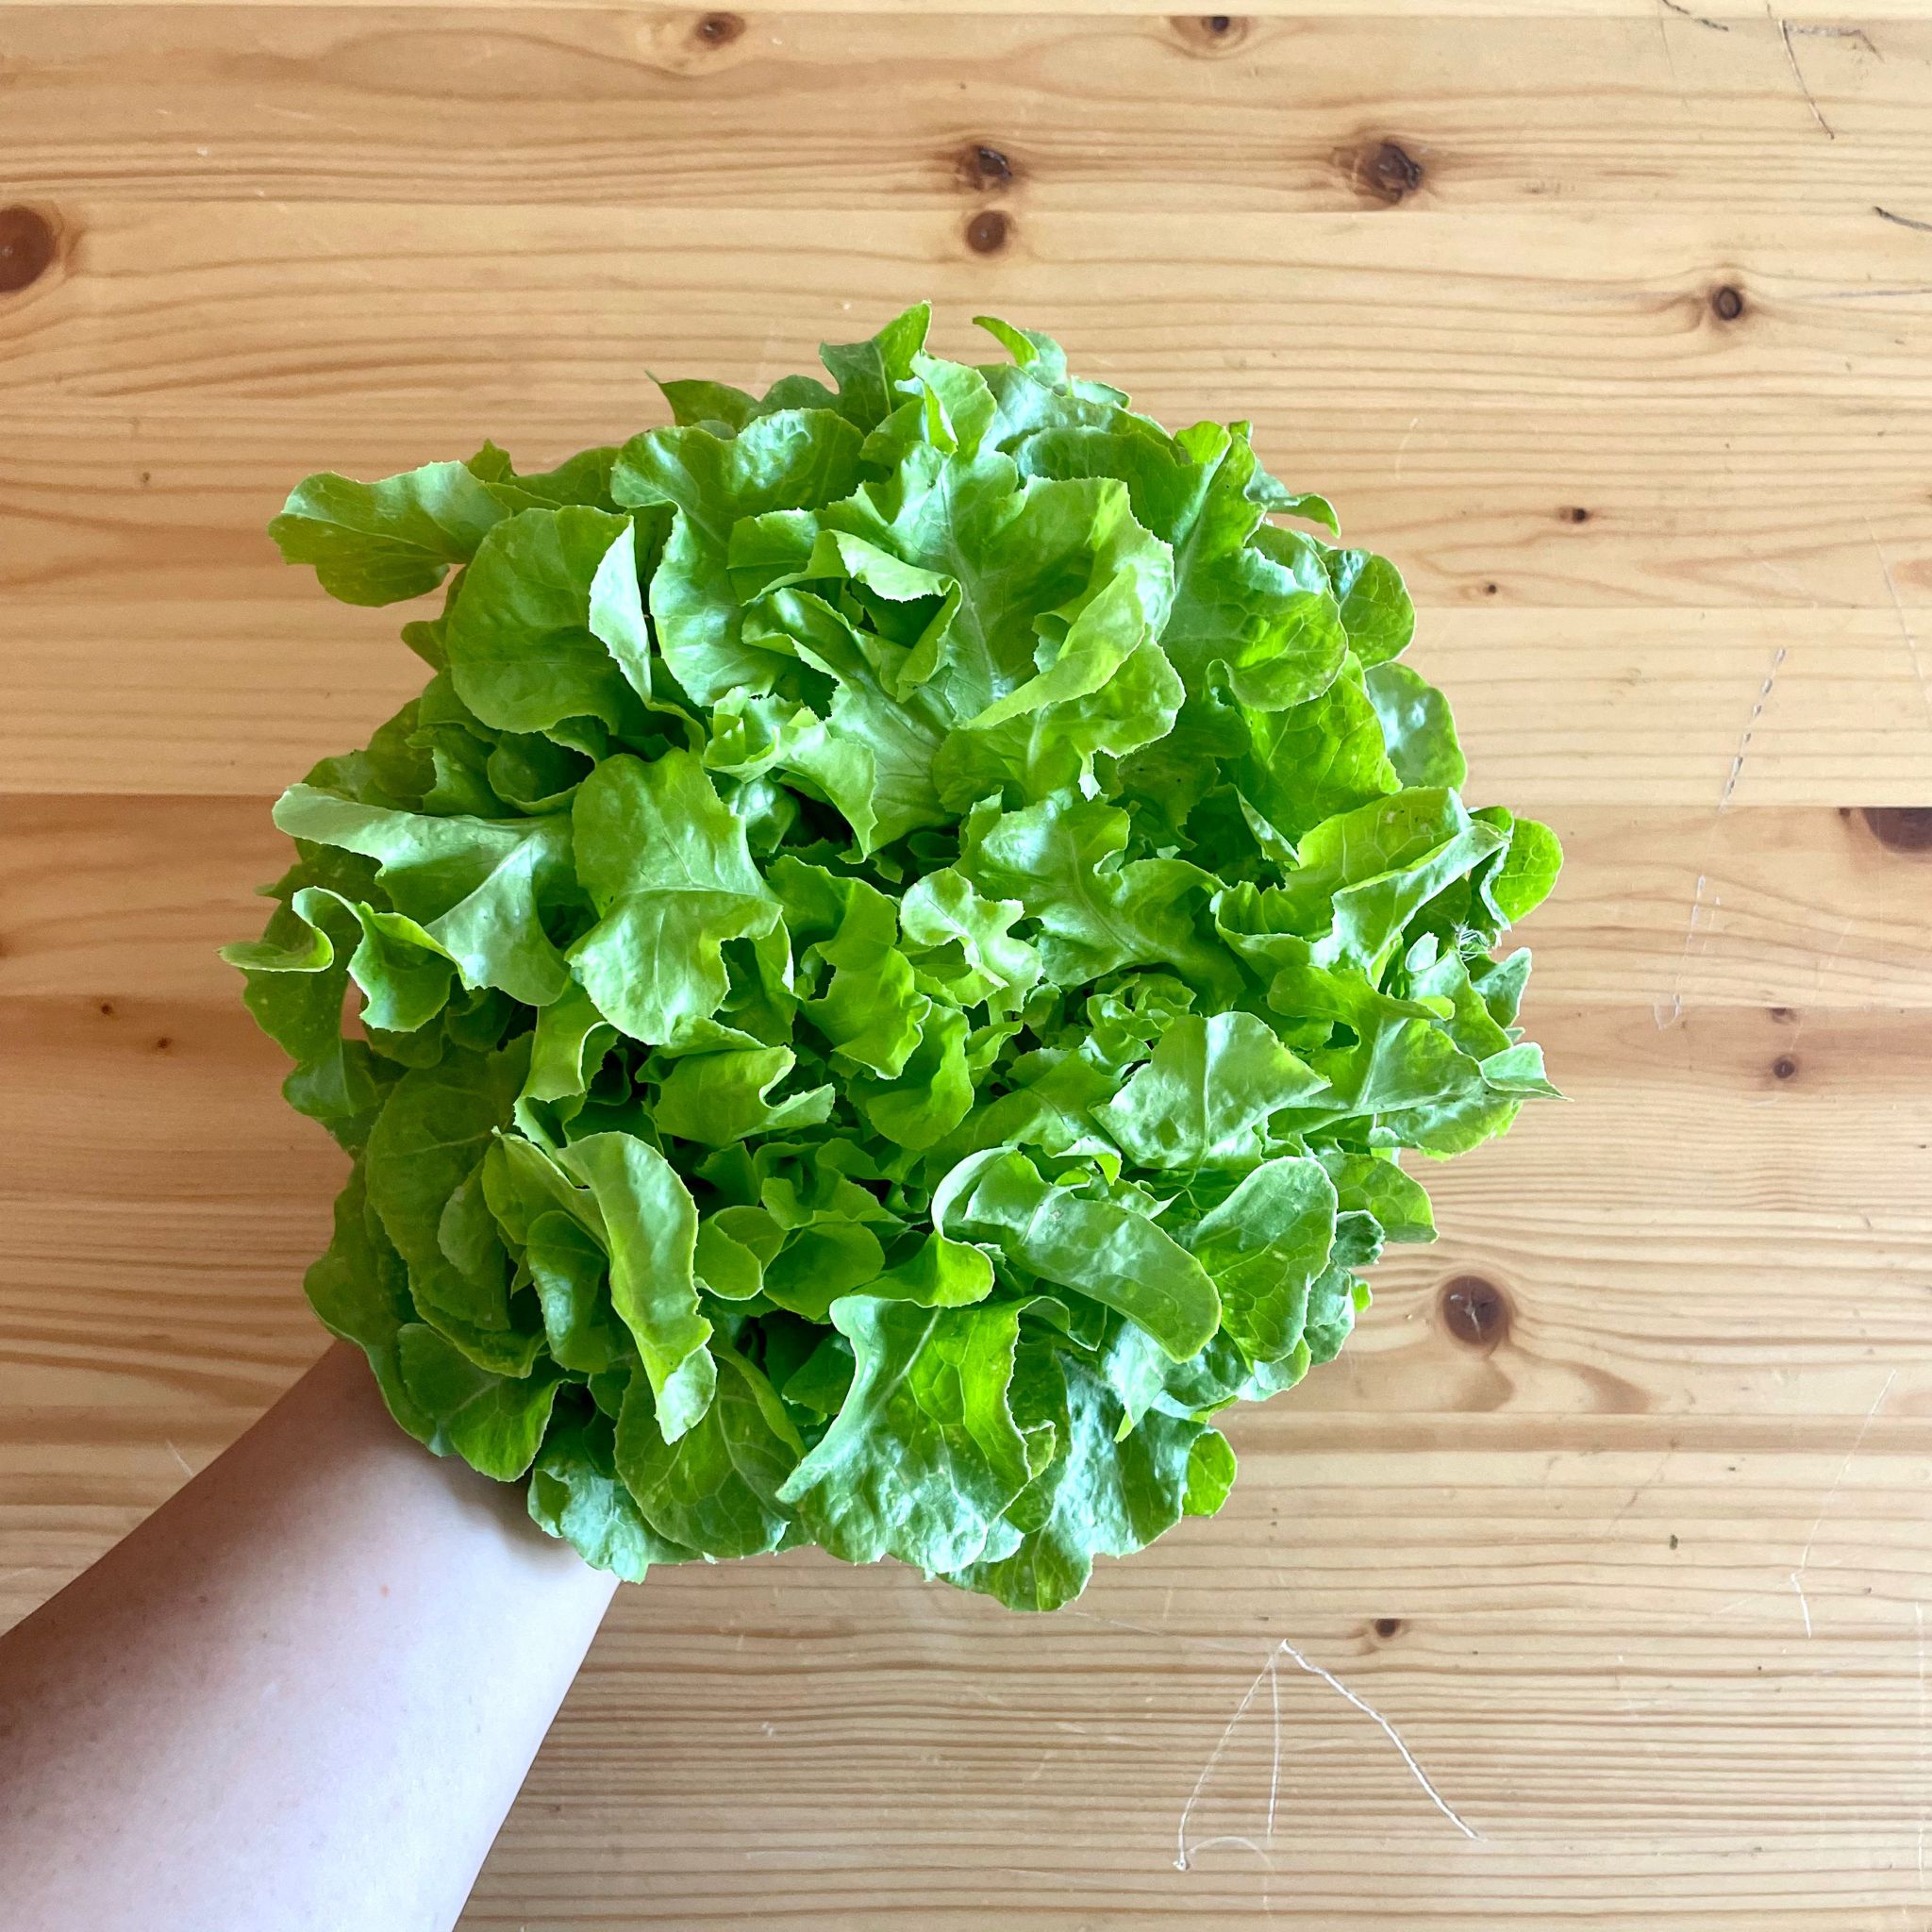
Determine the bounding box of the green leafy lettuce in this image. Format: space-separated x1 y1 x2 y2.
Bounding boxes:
231 308 1559 1609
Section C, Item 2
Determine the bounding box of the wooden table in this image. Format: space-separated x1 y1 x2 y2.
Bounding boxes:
6 2 1932 1924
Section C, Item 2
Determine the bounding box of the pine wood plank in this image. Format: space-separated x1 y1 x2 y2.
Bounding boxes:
8 205 1932 410
4 9 1925 213
11 0 1930 19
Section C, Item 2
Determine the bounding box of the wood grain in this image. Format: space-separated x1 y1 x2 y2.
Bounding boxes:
4 7 1930 1928
5 10 1928 212
9 205 1932 411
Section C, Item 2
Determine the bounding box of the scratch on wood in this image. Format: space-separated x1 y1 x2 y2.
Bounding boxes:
1174 1649 1277 1871
1874 207 1932 236
1718 643 1788 811
1789 1569 1813 1639
1266 1650 1282 1842
162 1439 193 1479
1771 8 1835 139
1600 1449 1674 1536
1660 0 1729 26
1274 1640 1482 1841
1183 1834 1274 1866
1791 1370 1897 1592
1176 1636 1478 1869
1394 414 1422 478
1867 520 1932 732
1653 4 1694 121
1657 873 1711 1029
1791 24 1880 58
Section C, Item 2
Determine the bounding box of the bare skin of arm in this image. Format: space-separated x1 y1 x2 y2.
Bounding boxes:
0 1341 617 1932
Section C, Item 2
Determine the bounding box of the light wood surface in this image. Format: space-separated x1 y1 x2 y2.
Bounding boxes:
4 7 1930 1926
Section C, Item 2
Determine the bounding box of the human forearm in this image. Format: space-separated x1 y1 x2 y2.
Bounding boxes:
0 1341 616 1932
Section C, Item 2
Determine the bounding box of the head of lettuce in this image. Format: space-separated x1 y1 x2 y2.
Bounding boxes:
225 306 1560 1609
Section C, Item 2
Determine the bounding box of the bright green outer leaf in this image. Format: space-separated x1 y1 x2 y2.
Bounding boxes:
1316 1149 1437 1243
950 1351 1203 1611
364 1042 541 1372
865 1231 996 1307
898 869 1040 1015
287 887 456 1035
1241 656 1400 845
225 844 383 1068
776 1295 1037 1572
1255 526 1416 669
820 302 932 426
1182 1157 1338 1363
614 1347 801 1557
1255 788 1505 973
270 461 506 607
271 785 573 1008
1302 1265 1367 1367
1095 1013 1328 1171
652 1046 835 1145
1324 824 1508 977
973 313 1069 382
1356 1030 1520 1157
282 1040 397 1153
445 508 645 733
1366 660 1466 791
480 443 624 513
1470 947 1532 1028
934 1150 1220 1360
528 1406 697 1582
657 378 765 432
613 410 867 704
1324 543 1415 668
395 1324 564 1480
1485 814 1564 926
1481 1041 1562 1096
568 750 784 1046
1184 1430 1238 1516
557 1131 715 1441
